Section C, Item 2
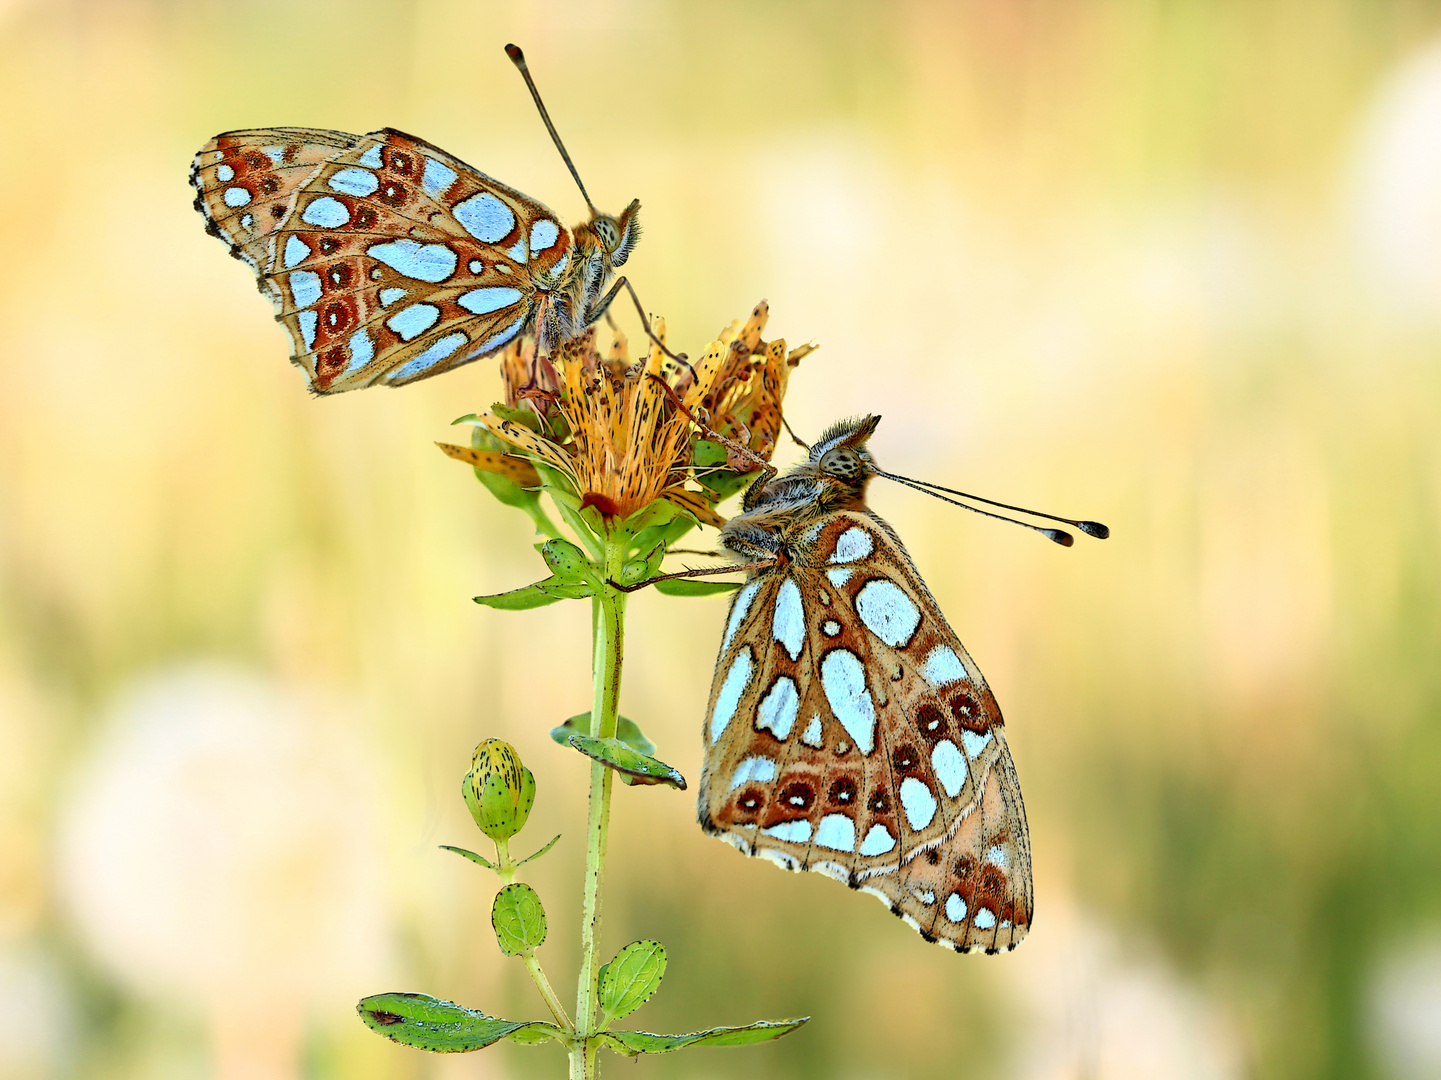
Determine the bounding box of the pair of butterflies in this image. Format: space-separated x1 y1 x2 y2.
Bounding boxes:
191 50 1053 953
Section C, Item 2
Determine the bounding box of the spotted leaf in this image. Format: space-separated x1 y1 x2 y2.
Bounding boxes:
357 993 562 1051
598 1018 808 1055
599 940 666 1022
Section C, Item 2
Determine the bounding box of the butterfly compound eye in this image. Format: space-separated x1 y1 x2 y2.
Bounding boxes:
820 447 865 480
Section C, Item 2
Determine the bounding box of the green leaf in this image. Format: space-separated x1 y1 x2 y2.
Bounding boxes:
618 499 678 538
465 425 545 511
473 582 563 610
631 515 696 561
535 576 594 599
474 575 594 610
566 734 686 789
539 538 592 580
550 714 656 756
654 577 744 596
357 993 564 1052
492 883 547 956
598 1018 809 1056
487 402 543 434
692 438 730 469
439 845 495 870
599 940 666 1022
514 833 561 867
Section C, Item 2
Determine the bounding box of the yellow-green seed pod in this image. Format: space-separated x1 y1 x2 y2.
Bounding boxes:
463 739 536 841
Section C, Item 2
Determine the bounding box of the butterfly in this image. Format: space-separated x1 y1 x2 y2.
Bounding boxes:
699 416 1048 954
190 50 639 393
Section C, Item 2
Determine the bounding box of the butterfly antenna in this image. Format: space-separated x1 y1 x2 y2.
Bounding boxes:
877 470 1109 546
883 472 1109 539
505 43 599 217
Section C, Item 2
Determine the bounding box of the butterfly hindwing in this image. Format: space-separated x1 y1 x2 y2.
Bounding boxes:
700 508 1033 953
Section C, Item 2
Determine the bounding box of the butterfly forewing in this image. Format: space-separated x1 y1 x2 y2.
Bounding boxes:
193 126 601 392
700 508 1033 953
192 128 361 272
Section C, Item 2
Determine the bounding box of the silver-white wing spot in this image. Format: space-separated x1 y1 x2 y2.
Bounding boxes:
819 649 876 755
454 192 515 242
529 219 560 253
301 196 350 228
721 581 759 656
772 577 805 660
328 167 378 196
899 777 938 830
421 157 458 197
283 236 311 268
457 286 523 315
815 813 856 852
385 303 440 341
923 645 968 686
945 893 968 923
764 819 812 843
930 739 966 798
829 527 873 563
858 823 896 856
368 240 457 283
710 647 753 743
961 729 992 758
288 271 321 309
729 755 777 790
755 676 799 740
386 332 468 382
854 578 921 647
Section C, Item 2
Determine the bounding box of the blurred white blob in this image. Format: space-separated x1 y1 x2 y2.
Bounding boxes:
1370 934 1441 1080
0 944 75 1080
1348 39 1441 319
1006 903 1242 1080
56 666 391 1080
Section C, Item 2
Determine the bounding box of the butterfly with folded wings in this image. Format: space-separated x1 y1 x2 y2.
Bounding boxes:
696 415 1109 953
190 48 639 393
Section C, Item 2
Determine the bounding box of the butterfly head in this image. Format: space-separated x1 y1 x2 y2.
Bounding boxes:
810 414 881 483
739 414 882 518
587 198 642 268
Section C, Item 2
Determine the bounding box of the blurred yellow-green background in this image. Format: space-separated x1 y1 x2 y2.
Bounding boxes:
3 1 1441 1077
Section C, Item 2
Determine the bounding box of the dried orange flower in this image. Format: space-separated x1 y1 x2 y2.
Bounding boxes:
472 302 812 528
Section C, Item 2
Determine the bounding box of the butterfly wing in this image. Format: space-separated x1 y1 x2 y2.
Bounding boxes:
192 128 577 392
192 128 361 272
699 510 1032 953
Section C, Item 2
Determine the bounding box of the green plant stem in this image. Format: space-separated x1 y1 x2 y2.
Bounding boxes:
492 838 573 1033
570 535 627 1079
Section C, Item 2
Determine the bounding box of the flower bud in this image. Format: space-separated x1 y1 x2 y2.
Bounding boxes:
463 739 535 841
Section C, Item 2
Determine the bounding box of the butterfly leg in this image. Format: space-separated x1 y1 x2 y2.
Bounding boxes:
609 558 776 594
586 276 697 372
